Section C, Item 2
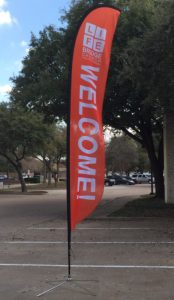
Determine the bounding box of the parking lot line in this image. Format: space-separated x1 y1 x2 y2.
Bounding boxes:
0 263 174 269
1 241 174 245
28 227 155 230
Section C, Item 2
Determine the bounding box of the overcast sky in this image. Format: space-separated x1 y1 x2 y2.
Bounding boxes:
0 0 71 101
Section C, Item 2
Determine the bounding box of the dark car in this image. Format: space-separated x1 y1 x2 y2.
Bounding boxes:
107 175 135 185
0 175 7 182
104 177 115 186
122 175 136 184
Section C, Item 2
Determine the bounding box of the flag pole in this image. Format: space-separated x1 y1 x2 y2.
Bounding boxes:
67 194 71 280
66 3 120 281
66 75 72 280
66 149 71 280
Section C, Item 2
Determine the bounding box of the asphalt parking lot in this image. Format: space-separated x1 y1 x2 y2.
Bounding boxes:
1 184 174 300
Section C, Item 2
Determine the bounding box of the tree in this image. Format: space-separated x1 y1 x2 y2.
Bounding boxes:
102 0 168 197
9 0 174 198
52 126 66 185
136 144 150 173
37 125 66 186
10 26 68 122
61 0 171 197
142 1 174 110
106 135 138 174
0 103 54 192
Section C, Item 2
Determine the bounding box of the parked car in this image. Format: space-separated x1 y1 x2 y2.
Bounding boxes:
0 175 7 182
131 173 150 184
104 177 115 186
122 175 136 184
107 175 135 185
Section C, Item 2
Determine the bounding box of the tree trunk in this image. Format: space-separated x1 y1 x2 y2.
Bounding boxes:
150 158 164 198
121 121 164 198
15 162 27 193
54 160 60 187
43 160 47 184
47 171 52 186
141 124 164 199
154 136 164 199
0 153 27 192
54 174 58 187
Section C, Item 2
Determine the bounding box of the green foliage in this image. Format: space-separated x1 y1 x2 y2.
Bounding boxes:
0 156 14 173
10 26 68 122
104 0 159 129
0 102 55 191
36 124 66 185
136 144 150 172
142 1 174 110
38 125 66 166
106 135 138 173
0 103 53 158
0 101 55 179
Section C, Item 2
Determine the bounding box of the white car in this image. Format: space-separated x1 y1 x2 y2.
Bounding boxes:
131 174 150 184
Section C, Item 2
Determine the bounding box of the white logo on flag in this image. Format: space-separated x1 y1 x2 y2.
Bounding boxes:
83 22 107 53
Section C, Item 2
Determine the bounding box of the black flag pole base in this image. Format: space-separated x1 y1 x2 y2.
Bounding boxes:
36 275 98 297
